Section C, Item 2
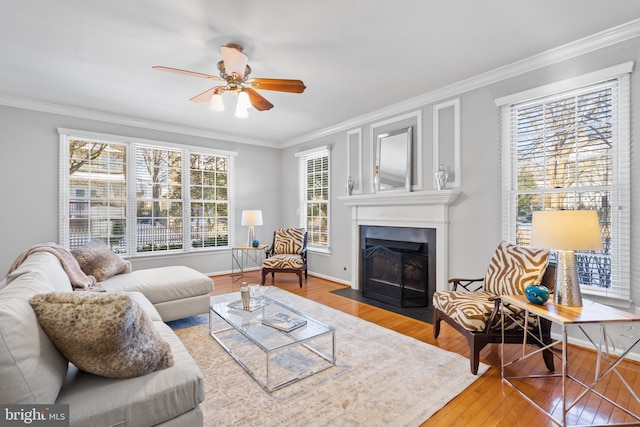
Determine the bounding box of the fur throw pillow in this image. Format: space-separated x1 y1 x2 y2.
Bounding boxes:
71 240 129 282
29 292 174 379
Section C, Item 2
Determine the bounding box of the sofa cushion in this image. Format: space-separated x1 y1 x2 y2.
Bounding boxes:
29 292 174 379
55 322 205 427
127 291 163 322
99 266 213 305
6 251 74 292
482 241 550 296
71 240 130 282
0 270 68 403
8 243 96 290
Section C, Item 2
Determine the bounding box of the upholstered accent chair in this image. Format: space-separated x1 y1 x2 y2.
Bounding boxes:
261 228 308 287
433 241 556 375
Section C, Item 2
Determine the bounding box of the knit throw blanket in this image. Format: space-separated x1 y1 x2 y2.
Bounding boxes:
7 242 97 290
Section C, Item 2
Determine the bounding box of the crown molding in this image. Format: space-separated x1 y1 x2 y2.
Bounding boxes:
1 19 638 150
280 18 640 148
0 94 277 148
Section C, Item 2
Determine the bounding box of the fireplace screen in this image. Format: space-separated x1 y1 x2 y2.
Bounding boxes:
360 226 435 308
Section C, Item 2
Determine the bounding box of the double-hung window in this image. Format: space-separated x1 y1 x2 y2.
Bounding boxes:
497 63 632 302
296 146 331 250
59 130 234 255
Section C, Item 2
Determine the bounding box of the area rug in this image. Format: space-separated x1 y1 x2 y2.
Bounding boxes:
174 287 488 426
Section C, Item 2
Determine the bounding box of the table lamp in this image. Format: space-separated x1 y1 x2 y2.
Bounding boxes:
531 210 603 307
241 210 263 246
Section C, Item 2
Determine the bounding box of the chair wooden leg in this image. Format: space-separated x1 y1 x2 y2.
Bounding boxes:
433 309 442 339
543 349 555 371
468 338 481 375
296 271 302 287
261 269 267 285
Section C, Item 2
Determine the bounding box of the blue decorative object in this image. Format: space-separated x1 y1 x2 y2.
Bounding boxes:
525 285 550 305
251 240 260 247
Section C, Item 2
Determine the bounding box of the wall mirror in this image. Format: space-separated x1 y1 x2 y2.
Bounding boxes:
376 126 412 192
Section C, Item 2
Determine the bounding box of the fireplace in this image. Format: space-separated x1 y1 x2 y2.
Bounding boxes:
339 189 460 295
360 226 436 307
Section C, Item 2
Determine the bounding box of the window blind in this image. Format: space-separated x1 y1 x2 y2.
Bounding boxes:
296 146 331 249
59 129 235 256
500 68 631 302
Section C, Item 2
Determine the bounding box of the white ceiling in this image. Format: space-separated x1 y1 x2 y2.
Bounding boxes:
1 1 640 146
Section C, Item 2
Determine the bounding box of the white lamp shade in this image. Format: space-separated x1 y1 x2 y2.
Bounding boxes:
234 91 250 118
236 90 252 110
209 93 224 111
531 210 603 251
241 210 263 226
234 106 249 118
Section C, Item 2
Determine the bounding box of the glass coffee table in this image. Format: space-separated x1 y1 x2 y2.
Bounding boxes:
209 293 336 393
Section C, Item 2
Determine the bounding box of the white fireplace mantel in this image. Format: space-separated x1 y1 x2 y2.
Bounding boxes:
338 189 460 207
339 190 461 292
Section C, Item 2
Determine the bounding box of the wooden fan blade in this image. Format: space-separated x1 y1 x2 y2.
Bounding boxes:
190 87 218 103
245 88 274 111
247 78 306 93
153 66 222 81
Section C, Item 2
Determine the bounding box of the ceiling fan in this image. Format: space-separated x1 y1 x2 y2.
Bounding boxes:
153 43 306 118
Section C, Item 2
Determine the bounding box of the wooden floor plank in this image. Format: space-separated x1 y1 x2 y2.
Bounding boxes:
209 273 640 426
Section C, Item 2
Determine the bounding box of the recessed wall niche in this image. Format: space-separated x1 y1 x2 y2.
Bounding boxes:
432 98 461 189
346 128 363 195
369 110 423 193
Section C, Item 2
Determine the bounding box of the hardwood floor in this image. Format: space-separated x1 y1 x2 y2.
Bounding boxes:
210 272 640 426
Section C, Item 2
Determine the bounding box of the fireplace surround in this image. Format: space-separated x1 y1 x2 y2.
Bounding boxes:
339 190 460 294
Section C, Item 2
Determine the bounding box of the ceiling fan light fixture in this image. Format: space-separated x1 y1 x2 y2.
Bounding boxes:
235 90 251 118
236 90 252 110
235 105 249 118
154 43 305 114
209 93 224 111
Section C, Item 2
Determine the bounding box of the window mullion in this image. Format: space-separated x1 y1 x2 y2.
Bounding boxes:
127 144 137 256
182 149 190 250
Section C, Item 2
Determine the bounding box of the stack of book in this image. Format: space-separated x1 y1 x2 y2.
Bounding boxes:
261 312 307 332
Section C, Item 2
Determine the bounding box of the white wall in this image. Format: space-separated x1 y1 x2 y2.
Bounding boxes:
0 106 280 276
281 37 640 316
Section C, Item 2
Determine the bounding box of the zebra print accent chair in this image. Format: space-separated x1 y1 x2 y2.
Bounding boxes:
261 228 308 287
433 241 556 374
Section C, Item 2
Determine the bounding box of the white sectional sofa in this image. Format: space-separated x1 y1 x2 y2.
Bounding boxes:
0 250 214 426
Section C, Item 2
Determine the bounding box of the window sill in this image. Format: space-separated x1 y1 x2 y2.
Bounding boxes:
122 246 229 260
308 247 331 256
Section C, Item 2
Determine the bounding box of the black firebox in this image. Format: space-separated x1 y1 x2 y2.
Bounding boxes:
360 225 436 308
